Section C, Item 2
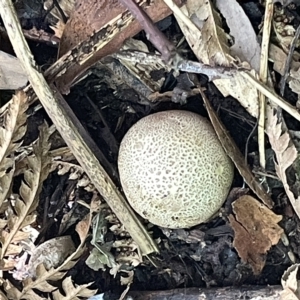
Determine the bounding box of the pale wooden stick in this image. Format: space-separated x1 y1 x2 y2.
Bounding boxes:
258 0 274 169
241 71 300 122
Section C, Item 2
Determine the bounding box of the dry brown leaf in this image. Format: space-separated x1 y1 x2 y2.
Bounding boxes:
170 0 259 117
266 111 300 219
5 244 23 256
174 0 232 66
44 0 75 38
49 20 66 39
52 276 97 300
281 264 300 300
193 0 231 66
0 122 51 261
0 91 28 207
229 195 283 275
2 229 31 244
213 0 260 118
1 258 18 271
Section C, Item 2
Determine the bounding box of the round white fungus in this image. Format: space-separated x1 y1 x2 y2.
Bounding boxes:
118 110 234 228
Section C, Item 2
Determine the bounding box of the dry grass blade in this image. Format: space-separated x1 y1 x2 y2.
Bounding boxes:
257 0 274 169
0 91 28 207
52 276 97 300
0 122 51 260
5 216 91 299
267 111 300 219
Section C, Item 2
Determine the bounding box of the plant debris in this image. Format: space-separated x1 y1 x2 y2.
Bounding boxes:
2 0 300 298
229 195 283 275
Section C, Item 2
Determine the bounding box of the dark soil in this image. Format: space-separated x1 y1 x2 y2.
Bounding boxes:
2 0 300 298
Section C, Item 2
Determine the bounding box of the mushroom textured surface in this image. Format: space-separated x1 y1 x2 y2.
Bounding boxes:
118 110 234 228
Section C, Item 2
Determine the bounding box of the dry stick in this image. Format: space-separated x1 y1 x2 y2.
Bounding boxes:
242 71 300 122
118 0 176 63
258 0 273 170
115 50 237 80
128 285 282 300
0 0 158 256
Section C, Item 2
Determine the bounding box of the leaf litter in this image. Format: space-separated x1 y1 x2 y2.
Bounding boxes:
2 0 300 298
229 195 283 275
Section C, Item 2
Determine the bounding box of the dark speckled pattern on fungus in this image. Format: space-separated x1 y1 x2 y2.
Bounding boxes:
118 110 234 228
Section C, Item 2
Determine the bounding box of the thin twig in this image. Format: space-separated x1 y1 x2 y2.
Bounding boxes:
241 71 300 122
258 0 273 170
118 0 176 63
115 50 239 80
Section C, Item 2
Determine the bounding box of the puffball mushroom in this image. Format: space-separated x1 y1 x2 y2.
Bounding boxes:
118 110 234 228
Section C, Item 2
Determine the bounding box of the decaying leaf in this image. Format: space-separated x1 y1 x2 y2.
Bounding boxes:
281 264 300 300
52 276 97 300
171 0 259 117
229 195 283 275
0 91 28 207
174 0 232 66
0 122 51 262
266 111 300 219
214 0 261 118
5 216 91 300
86 209 118 272
27 236 76 278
